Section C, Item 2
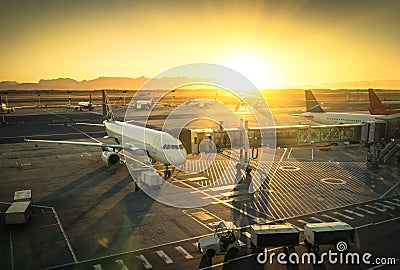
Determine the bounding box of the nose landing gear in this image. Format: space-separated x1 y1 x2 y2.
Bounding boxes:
163 165 175 179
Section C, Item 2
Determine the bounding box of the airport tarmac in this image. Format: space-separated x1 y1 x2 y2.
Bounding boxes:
0 106 399 270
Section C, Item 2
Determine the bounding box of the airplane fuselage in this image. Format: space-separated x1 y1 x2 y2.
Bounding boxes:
104 120 187 166
300 112 380 125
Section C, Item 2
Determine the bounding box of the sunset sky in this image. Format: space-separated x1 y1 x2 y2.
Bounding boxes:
0 0 399 89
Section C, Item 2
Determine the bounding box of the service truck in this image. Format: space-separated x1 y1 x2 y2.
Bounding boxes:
250 223 300 253
304 222 355 252
198 221 240 259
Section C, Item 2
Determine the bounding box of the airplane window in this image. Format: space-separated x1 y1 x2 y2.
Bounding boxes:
163 144 167 149
171 145 178 149
179 144 184 149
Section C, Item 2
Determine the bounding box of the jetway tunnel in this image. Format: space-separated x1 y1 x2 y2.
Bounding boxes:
172 118 399 164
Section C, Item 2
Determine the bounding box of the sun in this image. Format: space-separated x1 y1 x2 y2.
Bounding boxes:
222 53 275 89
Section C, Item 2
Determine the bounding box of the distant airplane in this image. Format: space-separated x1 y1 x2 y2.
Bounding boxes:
368 88 400 115
26 90 187 178
1 96 15 113
298 90 382 124
70 94 94 111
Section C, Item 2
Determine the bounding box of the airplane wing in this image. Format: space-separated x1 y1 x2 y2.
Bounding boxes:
24 138 147 153
24 138 128 149
75 122 105 127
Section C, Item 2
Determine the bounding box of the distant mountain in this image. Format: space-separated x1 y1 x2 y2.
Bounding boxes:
0 76 216 90
0 77 151 90
0 77 399 90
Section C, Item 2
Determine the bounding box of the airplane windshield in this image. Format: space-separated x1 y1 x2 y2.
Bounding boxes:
163 144 183 150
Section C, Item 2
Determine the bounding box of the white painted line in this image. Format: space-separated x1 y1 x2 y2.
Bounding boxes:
287 148 293 158
384 200 400 207
187 176 208 181
136 255 152 269
297 219 307 224
211 199 233 204
156 250 173 264
201 195 218 200
238 239 247 247
375 202 395 211
280 148 287 163
93 264 103 270
242 232 251 238
115 259 129 270
9 231 14 270
333 212 354 220
208 185 235 191
344 209 365 217
365 205 385 212
355 217 400 230
356 207 375 215
321 214 341 222
175 246 193 259
309 217 325 222
51 207 78 263
311 148 314 160
182 210 213 231
380 182 400 198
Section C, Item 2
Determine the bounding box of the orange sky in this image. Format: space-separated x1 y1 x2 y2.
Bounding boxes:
0 0 399 89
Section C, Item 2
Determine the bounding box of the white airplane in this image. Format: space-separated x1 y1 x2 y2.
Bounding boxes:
1 96 15 113
71 93 94 111
299 90 384 124
25 90 187 178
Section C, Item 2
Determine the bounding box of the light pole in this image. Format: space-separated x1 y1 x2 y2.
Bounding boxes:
123 91 127 106
67 91 72 105
4 92 8 107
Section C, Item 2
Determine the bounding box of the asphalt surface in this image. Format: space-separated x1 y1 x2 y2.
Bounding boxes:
0 107 399 270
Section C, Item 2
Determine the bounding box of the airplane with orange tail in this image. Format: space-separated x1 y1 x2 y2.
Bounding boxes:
368 88 400 115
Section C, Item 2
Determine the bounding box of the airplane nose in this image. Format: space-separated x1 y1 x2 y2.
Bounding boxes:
166 149 187 166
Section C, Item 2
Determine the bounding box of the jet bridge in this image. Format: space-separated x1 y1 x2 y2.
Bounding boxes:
181 117 399 164
187 123 374 155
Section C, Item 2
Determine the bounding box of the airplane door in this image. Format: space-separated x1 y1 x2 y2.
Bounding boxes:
152 136 160 155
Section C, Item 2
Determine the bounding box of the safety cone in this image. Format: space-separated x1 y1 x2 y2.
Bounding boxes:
15 161 19 168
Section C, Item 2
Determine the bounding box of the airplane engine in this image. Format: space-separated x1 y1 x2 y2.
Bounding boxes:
101 151 120 166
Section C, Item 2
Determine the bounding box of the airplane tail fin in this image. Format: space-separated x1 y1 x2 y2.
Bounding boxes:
305 90 325 113
102 90 115 121
368 88 387 114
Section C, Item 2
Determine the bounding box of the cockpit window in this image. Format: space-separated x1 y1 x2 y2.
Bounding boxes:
163 144 184 150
